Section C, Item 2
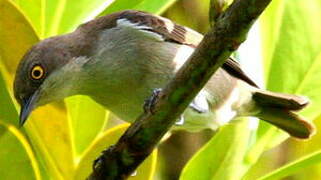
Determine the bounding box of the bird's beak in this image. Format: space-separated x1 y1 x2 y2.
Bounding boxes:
19 91 40 127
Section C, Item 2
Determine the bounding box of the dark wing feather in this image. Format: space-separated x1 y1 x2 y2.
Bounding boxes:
117 10 202 47
222 58 258 87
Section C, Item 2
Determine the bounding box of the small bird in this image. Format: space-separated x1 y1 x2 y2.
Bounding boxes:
14 10 314 138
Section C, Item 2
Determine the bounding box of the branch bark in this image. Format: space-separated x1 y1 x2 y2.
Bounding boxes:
88 0 272 179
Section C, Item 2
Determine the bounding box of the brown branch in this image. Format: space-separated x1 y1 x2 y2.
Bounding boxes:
88 0 272 179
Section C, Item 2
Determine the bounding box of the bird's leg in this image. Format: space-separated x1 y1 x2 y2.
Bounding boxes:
93 145 115 170
144 88 162 114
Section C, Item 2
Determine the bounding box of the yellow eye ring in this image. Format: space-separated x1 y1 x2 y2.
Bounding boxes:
31 65 45 80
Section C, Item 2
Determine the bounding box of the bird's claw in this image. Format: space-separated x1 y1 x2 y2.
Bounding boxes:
93 146 115 170
175 115 185 125
144 88 162 114
93 152 105 170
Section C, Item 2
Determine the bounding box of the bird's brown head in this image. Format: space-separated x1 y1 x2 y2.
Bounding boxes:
14 35 81 126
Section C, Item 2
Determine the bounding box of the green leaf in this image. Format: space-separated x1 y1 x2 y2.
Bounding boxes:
99 0 144 15
248 0 321 161
10 0 115 38
0 122 40 179
65 95 109 155
0 0 39 83
9 0 43 37
74 124 157 180
0 73 18 125
265 0 321 119
258 150 321 180
180 120 252 180
260 0 285 73
47 0 114 36
133 0 177 14
100 0 177 15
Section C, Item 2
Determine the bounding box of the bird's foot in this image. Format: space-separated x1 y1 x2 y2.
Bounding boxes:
93 146 115 170
144 88 162 114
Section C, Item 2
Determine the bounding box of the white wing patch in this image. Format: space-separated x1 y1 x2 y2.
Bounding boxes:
214 87 239 125
190 90 210 113
172 45 194 71
116 18 164 41
117 18 152 29
158 16 175 32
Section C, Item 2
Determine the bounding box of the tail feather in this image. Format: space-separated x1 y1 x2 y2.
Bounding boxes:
256 107 315 139
253 90 309 111
253 91 315 139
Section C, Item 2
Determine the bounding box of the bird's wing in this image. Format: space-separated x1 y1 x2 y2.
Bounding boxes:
117 10 258 87
222 58 258 87
82 10 258 87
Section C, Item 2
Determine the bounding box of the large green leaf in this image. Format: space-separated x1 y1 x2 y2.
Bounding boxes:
132 0 177 14
45 0 115 36
11 0 115 38
99 0 144 15
180 120 252 180
66 95 109 155
247 0 321 163
9 0 43 37
265 0 321 119
0 0 39 84
0 58 34 180
258 150 321 180
100 0 177 15
0 122 40 179
74 124 157 180
0 73 17 125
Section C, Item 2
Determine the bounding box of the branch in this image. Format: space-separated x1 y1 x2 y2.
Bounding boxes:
88 0 272 179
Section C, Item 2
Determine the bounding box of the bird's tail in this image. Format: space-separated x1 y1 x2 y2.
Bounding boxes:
253 90 315 139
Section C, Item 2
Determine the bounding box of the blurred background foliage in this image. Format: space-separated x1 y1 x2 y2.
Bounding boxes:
1 0 321 179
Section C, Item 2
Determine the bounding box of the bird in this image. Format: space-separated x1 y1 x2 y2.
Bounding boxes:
14 10 314 139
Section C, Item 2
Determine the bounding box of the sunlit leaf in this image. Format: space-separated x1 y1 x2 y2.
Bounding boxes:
100 0 177 15
133 0 177 14
10 0 115 38
249 0 321 159
260 0 285 73
0 74 17 125
66 95 109 155
265 0 321 119
180 120 252 180
74 124 157 180
258 150 321 180
9 0 43 37
99 0 145 15
46 0 115 36
0 122 40 179
0 0 39 84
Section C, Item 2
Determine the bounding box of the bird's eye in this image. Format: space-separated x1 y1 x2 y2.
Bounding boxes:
30 65 45 80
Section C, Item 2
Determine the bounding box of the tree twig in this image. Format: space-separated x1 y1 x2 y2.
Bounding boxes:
88 0 272 179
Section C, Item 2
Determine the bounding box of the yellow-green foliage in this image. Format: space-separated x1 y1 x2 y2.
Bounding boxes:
1 0 321 179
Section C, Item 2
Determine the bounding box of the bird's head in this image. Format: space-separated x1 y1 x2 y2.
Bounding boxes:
14 34 90 126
